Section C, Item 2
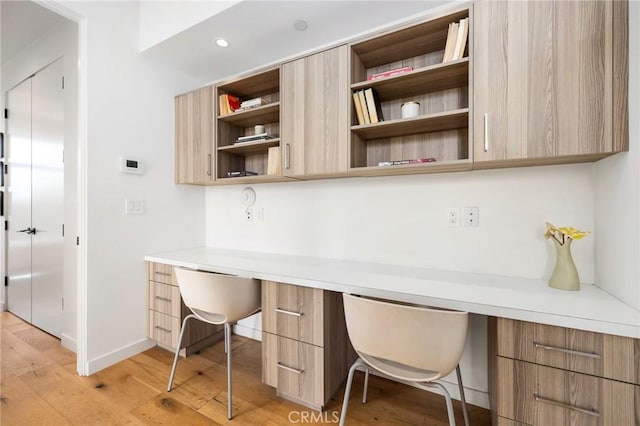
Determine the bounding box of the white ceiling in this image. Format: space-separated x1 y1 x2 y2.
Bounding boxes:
1 0 65 65
143 0 451 85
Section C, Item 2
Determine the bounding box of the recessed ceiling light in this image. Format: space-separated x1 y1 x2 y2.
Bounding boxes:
293 20 308 31
215 38 229 48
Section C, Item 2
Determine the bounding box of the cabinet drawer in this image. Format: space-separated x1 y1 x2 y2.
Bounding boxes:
498 357 639 426
262 281 324 346
497 318 640 385
149 311 180 349
148 262 176 286
149 281 181 317
262 332 324 409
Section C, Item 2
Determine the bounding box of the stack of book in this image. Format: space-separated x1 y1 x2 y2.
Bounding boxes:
353 88 383 125
442 17 469 63
219 94 240 115
377 158 437 167
236 97 269 112
227 171 258 177
234 133 274 145
367 66 413 81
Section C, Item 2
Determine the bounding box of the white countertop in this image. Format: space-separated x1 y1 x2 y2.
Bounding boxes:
145 247 640 339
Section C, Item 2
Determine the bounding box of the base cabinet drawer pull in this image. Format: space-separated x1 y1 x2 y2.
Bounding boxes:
154 326 172 333
154 272 171 277
154 296 172 302
275 308 303 317
534 394 600 417
277 362 304 374
533 342 601 359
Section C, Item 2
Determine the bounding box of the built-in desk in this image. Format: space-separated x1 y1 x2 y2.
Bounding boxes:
145 247 640 424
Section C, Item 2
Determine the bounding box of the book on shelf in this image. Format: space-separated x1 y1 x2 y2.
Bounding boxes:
367 66 413 81
377 158 437 167
357 90 371 125
227 170 258 177
364 88 383 124
442 18 468 63
442 21 459 62
236 97 269 111
235 133 274 144
267 146 281 175
219 94 240 115
353 91 365 125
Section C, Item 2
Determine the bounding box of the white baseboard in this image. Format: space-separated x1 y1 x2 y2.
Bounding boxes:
233 324 262 341
0 302 6 311
85 338 155 375
61 333 77 353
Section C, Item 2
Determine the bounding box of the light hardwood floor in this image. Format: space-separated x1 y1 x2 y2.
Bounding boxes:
1 312 490 425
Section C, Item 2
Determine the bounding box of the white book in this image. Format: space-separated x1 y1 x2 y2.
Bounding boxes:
452 18 468 60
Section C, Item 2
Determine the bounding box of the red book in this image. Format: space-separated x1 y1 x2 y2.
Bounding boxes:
367 66 413 81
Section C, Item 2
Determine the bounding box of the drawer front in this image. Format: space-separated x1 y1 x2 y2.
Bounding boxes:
149 310 180 349
149 281 181 317
148 262 176 286
262 332 324 408
498 357 639 426
497 318 640 385
262 281 324 346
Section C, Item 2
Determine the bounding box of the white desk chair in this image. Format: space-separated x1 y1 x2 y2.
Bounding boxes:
167 268 261 420
340 294 470 426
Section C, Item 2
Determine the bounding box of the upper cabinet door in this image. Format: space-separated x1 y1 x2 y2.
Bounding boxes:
175 86 214 184
281 45 350 177
474 0 625 166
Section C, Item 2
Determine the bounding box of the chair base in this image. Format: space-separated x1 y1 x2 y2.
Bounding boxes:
340 358 469 426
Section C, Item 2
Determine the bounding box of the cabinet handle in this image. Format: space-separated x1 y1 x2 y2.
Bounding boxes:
285 144 291 170
154 325 172 333
534 342 601 359
154 272 171 277
277 362 304 374
207 154 212 176
155 296 172 303
483 113 489 152
275 308 303 317
534 394 599 417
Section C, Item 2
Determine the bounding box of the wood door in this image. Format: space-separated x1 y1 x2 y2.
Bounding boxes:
474 0 616 165
175 86 214 184
281 45 349 177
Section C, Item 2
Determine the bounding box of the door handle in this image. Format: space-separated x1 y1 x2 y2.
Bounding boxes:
18 227 36 235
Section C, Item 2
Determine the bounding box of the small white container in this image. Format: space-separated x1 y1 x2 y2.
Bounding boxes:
401 102 420 119
254 124 265 134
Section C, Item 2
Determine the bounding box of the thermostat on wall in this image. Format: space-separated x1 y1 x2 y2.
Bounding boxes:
119 157 144 174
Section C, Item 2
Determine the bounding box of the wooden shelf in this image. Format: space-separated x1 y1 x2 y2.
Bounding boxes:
351 58 469 100
214 175 292 185
350 159 471 176
217 138 280 155
351 108 468 140
218 102 280 127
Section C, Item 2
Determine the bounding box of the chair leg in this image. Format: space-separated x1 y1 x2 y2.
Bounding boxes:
428 382 456 426
340 359 364 426
456 365 470 426
362 368 369 404
167 314 196 392
225 322 233 420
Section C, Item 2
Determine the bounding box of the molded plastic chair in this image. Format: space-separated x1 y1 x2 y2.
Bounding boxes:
167 268 261 420
340 294 470 426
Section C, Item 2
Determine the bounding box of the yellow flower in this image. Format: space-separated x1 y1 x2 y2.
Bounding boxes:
544 222 590 245
557 226 591 240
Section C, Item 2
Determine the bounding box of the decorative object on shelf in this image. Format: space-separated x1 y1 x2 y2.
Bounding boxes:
228 171 258 177
254 124 265 134
544 222 591 291
401 101 420 119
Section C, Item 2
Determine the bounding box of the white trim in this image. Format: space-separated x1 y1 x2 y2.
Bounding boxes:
0 302 6 312
61 333 77 352
86 338 156 375
232 324 262 341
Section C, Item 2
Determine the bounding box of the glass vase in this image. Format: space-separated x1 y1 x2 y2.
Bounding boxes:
548 238 580 291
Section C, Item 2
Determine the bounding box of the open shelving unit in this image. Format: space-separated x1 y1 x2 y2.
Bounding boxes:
349 8 471 174
216 68 285 182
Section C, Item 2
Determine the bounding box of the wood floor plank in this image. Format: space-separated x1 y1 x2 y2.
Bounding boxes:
131 394 221 426
0 329 55 377
0 375 71 425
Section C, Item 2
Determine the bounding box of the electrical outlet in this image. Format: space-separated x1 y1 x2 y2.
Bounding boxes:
125 198 144 215
463 206 479 227
246 208 253 222
447 208 460 227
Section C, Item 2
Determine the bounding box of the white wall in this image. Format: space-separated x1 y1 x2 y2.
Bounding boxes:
1 18 78 350
594 0 640 310
138 1 240 51
59 1 207 372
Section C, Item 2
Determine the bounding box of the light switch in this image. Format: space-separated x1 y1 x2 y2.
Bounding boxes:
125 198 144 215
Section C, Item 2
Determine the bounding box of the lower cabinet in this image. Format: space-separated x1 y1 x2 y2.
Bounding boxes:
491 318 640 426
146 262 223 355
261 280 356 410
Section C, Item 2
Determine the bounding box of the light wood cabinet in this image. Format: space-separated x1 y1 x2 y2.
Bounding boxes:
491 318 640 426
261 281 355 410
281 45 350 177
175 86 214 184
146 262 223 355
473 0 628 168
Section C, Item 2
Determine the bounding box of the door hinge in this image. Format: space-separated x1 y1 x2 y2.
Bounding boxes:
4 109 7 119
4 277 7 287
76 236 80 246
62 224 65 237
4 220 7 231
62 76 65 90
